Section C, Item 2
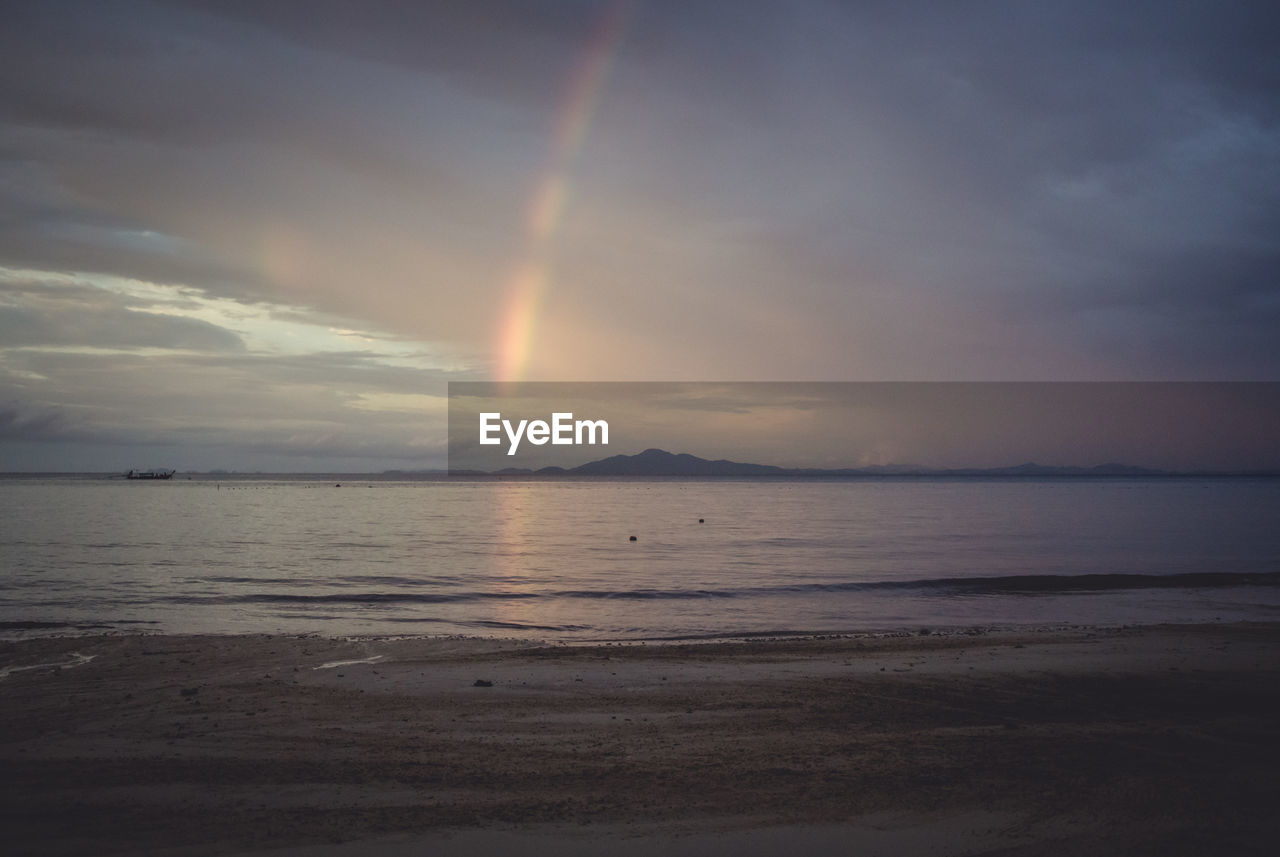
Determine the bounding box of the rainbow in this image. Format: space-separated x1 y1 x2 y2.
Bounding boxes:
494 1 630 383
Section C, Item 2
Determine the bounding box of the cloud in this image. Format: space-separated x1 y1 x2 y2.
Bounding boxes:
0 263 471 469
0 275 246 352
1 2 1278 467
0 344 459 469
0 401 79 442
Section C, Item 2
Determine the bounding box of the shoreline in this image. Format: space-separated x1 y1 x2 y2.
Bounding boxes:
0 614 1264 645
3 621 1278 855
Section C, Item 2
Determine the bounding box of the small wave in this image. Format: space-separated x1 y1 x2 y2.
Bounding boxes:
0 620 86 630
158 570 1280 608
555 588 740 600
464 619 594 632
163 590 542 605
884 571 1280 595
543 571 1280 599
189 576 326 586
0 618 157 632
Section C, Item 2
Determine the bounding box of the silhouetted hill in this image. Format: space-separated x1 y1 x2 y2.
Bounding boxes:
945 462 1165 477
504 450 1175 478
565 448 787 476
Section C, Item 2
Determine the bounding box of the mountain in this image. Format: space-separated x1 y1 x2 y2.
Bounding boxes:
943 462 1165 477
495 450 1175 478
565 448 787 477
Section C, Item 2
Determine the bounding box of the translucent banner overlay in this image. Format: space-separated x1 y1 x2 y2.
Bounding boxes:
447 382 1280 475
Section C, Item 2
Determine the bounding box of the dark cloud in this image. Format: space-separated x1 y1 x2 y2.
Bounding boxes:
1 1 1277 467
0 346 459 469
0 401 79 442
179 0 602 106
0 277 245 352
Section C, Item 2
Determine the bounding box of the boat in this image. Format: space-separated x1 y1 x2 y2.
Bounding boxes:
125 469 176 480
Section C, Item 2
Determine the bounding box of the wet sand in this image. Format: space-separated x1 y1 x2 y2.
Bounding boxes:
2 623 1278 856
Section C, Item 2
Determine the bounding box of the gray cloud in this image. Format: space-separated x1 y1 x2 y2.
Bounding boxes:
0 401 79 442
178 0 601 107
1 1 1277 467
0 278 246 352
0 346 458 470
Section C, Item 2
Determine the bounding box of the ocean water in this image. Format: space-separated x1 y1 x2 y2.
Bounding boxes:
1 476 1279 640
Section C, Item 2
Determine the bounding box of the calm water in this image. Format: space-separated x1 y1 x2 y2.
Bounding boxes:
2 476 1279 640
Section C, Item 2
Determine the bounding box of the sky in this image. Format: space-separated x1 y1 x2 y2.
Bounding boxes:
448 382 1280 472
1 1 1278 471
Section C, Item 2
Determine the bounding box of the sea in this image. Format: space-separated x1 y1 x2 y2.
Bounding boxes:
2 475 1279 641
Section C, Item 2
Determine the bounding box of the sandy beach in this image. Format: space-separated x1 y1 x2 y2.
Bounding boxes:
2 623 1278 856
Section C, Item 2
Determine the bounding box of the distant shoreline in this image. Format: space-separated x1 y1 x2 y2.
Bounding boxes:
7 444 1280 478
4 470 1280 480
2 614 1276 646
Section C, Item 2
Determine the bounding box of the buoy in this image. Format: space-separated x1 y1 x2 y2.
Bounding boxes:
629 535 637 541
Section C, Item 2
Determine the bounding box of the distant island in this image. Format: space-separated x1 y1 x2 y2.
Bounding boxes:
453 448 1274 478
